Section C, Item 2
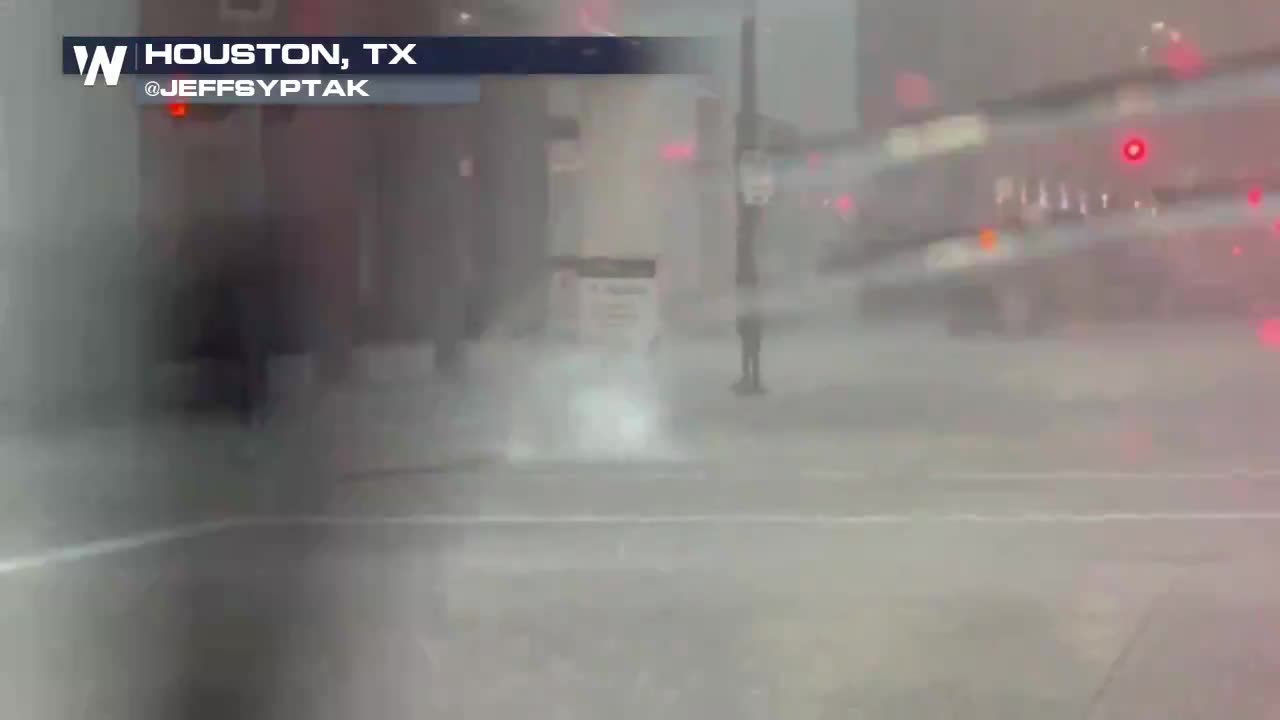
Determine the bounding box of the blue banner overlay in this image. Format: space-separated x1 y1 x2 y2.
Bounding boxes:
135 76 482 105
65 36 712 78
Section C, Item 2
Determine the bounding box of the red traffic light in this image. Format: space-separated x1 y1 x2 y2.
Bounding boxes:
164 104 236 123
660 141 695 162
1249 187 1264 206
1122 137 1147 163
894 70 934 110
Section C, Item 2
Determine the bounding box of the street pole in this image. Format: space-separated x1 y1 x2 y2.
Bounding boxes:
733 0 765 394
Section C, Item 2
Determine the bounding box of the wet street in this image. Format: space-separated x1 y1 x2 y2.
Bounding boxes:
13 505 1280 719
6 324 1280 719
23 0 1280 713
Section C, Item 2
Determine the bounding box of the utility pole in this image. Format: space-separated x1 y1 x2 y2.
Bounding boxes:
733 0 765 394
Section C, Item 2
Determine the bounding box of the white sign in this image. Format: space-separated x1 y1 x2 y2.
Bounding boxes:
578 275 660 351
885 114 989 159
739 150 774 205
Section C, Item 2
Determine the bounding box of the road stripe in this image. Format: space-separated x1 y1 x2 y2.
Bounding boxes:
343 466 1280 483
935 469 1280 481
256 511 1280 526
342 466 874 482
7 507 1280 578
0 519 240 576
798 469 868 480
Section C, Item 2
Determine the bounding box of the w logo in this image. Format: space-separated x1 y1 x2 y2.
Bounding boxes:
73 45 128 86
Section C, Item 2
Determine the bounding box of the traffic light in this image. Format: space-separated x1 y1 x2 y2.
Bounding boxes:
894 70 934 110
1121 136 1147 163
1248 187 1264 207
661 141 695 162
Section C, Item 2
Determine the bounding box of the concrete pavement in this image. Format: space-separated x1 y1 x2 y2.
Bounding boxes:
7 512 1280 718
0 319 1274 550
330 320 1280 477
0 419 263 555
3 322 1280 718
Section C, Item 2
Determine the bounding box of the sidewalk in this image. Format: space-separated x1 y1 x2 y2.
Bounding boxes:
2 321 1260 555
0 417 261 555
329 323 1280 479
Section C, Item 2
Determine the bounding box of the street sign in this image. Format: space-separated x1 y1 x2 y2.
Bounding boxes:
577 258 660 352
739 149 774 205
884 114 989 160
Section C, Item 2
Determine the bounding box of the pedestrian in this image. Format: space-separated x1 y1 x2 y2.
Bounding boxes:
734 289 764 394
214 215 282 432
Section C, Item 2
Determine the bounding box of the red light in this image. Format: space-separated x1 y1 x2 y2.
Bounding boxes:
661 141 695 162
167 102 188 119
1163 40 1204 78
1122 137 1147 163
894 71 934 110
833 194 855 217
1259 317 1280 348
978 228 999 250
575 0 614 34
1233 245 1244 256
1249 188 1264 206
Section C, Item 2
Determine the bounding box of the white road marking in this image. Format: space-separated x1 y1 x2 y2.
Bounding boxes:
373 467 869 482
0 519 240 576
259 511 1280 527
340 462 1280 483
358 466 1280 483
798 469 868 480
936 469 1280 481
7 506 1280 578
